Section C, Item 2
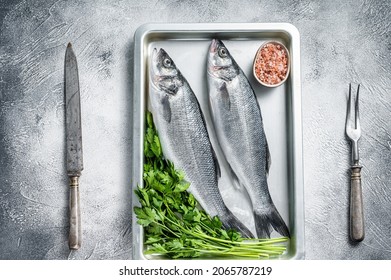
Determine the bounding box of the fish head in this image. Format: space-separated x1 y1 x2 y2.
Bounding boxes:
207 39 238 81
150 48 183 95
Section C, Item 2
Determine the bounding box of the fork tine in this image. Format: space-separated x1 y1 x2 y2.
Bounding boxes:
355 84 360 130
346 83 352 130
348 83 352 116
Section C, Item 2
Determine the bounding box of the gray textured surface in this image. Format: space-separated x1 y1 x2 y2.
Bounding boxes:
0 0 390 260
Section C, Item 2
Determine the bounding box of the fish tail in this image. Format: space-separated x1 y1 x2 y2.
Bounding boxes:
254 206 290 238
221 210 255 238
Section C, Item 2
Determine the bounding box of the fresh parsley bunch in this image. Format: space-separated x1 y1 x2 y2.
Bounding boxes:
134 112 288 259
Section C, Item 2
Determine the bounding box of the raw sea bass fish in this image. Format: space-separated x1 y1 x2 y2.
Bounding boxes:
207 39 290 238
149 48 254 238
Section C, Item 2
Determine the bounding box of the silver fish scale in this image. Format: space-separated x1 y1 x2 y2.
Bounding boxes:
149 48 254 238
207 39 289 238
160 85 225 217
213 74 270 207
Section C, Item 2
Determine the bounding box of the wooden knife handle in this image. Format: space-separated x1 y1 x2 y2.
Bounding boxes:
350 165 364 242
69 176 81 249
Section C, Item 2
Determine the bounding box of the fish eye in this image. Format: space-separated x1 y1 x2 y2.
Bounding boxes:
163 58 172 67
218 47 228 58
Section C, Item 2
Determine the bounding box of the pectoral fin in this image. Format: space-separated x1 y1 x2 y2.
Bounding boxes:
161 94 171 123
219 82 230 110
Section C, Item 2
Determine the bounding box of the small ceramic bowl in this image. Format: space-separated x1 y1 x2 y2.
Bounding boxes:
253 41 290 88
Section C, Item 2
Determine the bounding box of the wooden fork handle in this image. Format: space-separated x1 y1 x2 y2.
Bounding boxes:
350 165 364 242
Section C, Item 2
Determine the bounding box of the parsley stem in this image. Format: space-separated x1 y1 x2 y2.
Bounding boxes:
137 111 289 259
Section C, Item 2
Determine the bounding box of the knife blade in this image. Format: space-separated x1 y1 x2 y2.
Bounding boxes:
65 42 83 250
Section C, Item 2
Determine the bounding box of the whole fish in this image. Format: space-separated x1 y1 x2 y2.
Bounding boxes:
149 48 254 238
207 39 290 238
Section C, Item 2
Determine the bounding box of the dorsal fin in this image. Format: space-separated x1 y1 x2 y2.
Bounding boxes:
265 138 271 175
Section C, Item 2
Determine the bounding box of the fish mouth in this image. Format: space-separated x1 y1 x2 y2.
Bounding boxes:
209 38 223 53
150 48 161 89
152 48 163 65
208 39 220 70
152 47 158 59
152 48 168 66
150 48 157 69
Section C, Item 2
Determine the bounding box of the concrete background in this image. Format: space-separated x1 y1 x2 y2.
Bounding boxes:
0 0 390 259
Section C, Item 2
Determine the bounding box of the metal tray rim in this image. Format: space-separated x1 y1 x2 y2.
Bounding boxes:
132 22 305 260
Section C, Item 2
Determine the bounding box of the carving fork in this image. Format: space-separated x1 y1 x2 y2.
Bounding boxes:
345 83 364 242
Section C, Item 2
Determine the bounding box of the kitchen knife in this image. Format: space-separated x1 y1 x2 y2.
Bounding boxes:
65 43 83 250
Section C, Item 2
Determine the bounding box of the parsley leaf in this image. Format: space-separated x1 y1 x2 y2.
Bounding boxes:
134 111 288 259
